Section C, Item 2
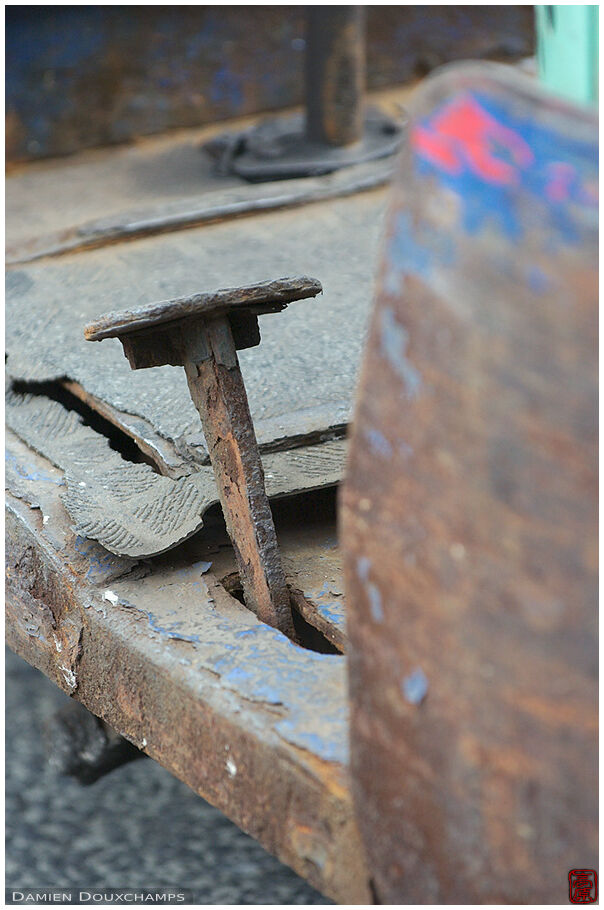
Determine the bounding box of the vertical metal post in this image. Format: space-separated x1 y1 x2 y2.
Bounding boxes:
305 7 366 147
535 5 599 106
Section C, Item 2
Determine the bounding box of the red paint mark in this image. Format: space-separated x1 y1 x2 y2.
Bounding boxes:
412 95 534 185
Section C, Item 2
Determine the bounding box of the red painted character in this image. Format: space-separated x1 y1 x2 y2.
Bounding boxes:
413 94 534 185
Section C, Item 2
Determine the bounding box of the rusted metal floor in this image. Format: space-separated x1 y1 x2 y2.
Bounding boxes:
4 89 397 901
6 425 367 902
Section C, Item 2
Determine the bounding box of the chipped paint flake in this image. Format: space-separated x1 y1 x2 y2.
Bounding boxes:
367 582 384 623
226 757 237 777
402 667 429 705
356 556 371 582
381 307 422 398
59 665 77 690
104 589 119 605
364 427 393 458
450 542 466 560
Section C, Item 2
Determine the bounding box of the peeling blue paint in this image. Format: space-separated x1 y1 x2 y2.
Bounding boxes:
107 578 348 764
276 720 347 764
367 583 384 623
235 627 261 639
303 581 346 632
380 307 422 398
146 614 201 642
74 535 129 584
315 601 344 626
364 427 393 458
5 450 64 486
130 604 202 643
402 667 429 705
384 210 455 295
223 665 251 683
356 556 371 582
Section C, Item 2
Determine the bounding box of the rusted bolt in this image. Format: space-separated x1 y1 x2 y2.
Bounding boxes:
84 277 322 636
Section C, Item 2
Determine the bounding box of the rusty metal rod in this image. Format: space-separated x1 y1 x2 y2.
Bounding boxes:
305 6 366 147
183 315 294 636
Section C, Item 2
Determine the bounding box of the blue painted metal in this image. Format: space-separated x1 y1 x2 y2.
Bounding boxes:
6 6 534 162
303 580 347 640
412 91 598 242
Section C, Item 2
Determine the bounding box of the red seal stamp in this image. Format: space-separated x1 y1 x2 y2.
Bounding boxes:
569 870 598 903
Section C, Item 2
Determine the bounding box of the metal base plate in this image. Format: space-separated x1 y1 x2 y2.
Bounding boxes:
208 108 405 182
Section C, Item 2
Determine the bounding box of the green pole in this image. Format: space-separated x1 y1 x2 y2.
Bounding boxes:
535 5 599 106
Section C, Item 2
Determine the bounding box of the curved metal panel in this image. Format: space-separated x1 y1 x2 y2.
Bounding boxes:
341 62 598 903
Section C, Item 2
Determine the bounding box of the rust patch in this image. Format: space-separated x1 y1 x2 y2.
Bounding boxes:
341 63 597 902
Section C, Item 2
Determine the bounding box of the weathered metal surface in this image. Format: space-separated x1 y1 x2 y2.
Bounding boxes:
6 6 533 163
6 6 307 163
290 570 347 654
5 427 369 902
205 487 347 655
183 316 294 635
225 9 403 181
306 7 365 147
7 158 395 266
86 277 321 632
6 388 346 559
226 109 403 183
84 276 322 343
6 192 382 464
341 62 597 902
